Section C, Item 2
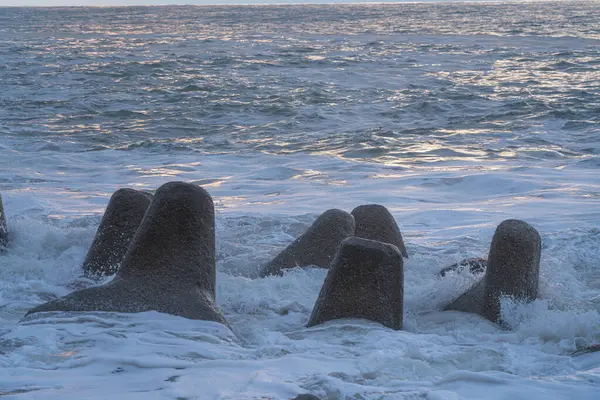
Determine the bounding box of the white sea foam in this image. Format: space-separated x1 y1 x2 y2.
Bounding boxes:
1 151 599 399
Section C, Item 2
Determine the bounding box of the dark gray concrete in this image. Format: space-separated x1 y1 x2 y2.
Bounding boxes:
82 188 153 279
351 204 408 258
26 182 227 325
444 219 541 323
292 395 321 400
0 193 7 250
307 237 404 330
444 278 486 316
260 209 355 277
439 258 487 277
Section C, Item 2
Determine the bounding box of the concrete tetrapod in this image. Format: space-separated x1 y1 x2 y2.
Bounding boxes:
444 219 541 323
307 237 404 330
351 204 408 258
83 188 153 279
0 193 7 250
26 182 227 325
260 209 355 277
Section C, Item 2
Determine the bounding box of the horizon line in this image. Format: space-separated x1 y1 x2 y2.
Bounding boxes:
0 0 580 9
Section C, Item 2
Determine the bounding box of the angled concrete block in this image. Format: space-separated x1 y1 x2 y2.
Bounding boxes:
307 237 404 330
260 209 355 277
26 182 227 326
82 188 153 279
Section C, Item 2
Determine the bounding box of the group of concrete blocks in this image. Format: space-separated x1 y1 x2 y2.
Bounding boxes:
0 181 542 331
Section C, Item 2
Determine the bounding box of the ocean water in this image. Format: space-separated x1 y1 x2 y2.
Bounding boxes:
1 1 600 399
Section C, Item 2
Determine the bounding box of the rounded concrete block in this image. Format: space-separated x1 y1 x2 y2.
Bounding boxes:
307 236 404 330
444 219 541 324
483 219 541 322
351 204 408 258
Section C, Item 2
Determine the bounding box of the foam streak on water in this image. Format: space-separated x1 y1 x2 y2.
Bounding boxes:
0 2 599 399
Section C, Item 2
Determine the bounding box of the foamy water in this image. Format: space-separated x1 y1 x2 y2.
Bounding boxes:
1 2 600 399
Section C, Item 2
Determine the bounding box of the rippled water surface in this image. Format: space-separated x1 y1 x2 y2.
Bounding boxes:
0 2 599 399
1 2 599 159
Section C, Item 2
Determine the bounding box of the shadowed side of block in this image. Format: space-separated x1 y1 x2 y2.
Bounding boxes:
260 209 355 277
82 188 153 279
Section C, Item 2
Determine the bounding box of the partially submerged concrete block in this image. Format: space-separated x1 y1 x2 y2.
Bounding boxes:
307 237 404 330
444 219 541 323
26 182 227 326
351 204 408 258
82 188 153 279
260 209 355 277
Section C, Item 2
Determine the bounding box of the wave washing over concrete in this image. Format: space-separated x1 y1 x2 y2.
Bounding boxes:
1 2 599 399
